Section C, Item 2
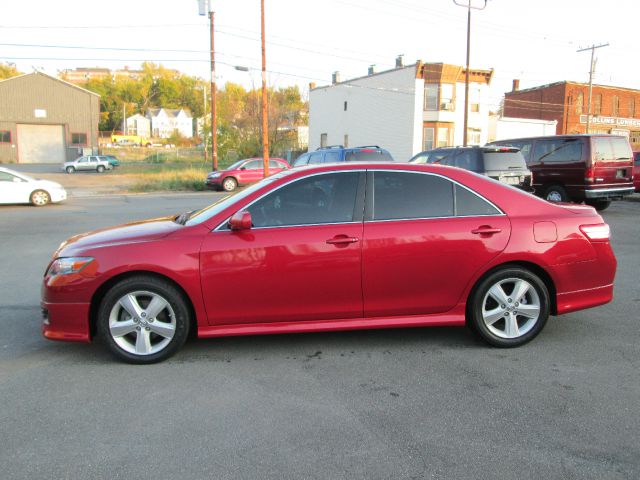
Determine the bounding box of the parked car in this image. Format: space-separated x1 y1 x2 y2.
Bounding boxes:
42 162 616 363
488 135 635 210
292 145 394 167
102 155 120 167
410 146 532 191
205 158 289 192
63 156 113 174
0 166 67 206
634 151 640 193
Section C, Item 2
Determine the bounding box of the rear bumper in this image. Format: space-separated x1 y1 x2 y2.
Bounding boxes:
41 301 91 342
584 187 634 199
556 284 614 315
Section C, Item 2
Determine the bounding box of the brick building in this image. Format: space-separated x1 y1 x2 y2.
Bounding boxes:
504 80 640 149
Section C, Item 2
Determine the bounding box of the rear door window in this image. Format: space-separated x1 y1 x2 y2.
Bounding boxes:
610 137 632 161
532 139 583 164
371 172 454 220
593 138 614 162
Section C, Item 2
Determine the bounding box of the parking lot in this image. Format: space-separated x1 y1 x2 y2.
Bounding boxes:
1 193 639 479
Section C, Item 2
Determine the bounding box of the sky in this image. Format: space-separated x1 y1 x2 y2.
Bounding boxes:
1 0 636 110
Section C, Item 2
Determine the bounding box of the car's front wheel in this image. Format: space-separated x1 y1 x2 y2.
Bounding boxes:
97 275 191 364
30 189 50 206
469 267 550 347
66 166 75 174
222 177 238 192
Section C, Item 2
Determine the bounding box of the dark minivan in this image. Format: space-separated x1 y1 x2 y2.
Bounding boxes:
488 135 634 210
410 146 532 191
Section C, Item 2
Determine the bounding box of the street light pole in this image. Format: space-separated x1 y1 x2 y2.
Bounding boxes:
453 0 487 147
261 0 269 177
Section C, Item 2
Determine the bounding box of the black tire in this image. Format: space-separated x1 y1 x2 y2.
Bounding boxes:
30 189 50 206
468 267 550 348
66 166 75 174
97 275 191 364
585 199 611 211
222 177 238 192
543 184 568 203
97 165 105 173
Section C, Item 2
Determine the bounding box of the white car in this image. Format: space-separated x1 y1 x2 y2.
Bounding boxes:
63 156 113 174
0 167 67 206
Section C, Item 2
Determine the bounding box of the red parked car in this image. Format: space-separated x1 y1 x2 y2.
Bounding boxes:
634 151 640 192
42 163 617 363
205 157 289 191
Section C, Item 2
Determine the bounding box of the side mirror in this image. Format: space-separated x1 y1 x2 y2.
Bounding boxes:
240 166 247 171
229 211 252 231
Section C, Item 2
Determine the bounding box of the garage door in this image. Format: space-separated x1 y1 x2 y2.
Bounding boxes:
17 124 66 164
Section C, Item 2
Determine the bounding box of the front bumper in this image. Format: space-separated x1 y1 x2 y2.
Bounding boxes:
41 301 91 342
205 176 223 188
50 189 67 203
584 187 634 199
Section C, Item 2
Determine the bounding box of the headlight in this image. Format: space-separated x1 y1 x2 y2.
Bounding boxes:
208 172 221 179
46 257 94 276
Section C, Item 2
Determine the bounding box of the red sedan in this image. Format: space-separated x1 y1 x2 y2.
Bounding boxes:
42 163 617 363
205 157 289 192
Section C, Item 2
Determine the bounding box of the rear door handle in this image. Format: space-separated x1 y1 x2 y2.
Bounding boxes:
326 236 359 245
471 227 502 235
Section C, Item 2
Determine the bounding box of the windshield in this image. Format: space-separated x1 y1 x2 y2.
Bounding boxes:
225 159 248 171
185 170 291 226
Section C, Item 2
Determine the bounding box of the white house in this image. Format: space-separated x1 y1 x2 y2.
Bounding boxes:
125 114 151 138
146 108 193 138
309 60 494 161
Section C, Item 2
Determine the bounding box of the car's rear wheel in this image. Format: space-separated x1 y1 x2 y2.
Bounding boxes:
97 165 105 173
585 199 611 211
543 184 568 203
469 267 550 347
222 177 238 192
97 276 191 364
66 166 75 174
30 189 50 206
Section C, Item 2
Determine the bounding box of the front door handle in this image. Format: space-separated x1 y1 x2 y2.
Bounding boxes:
326 235 359 245
471 226 502 235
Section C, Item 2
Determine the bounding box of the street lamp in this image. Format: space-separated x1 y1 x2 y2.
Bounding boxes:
453 0 487 146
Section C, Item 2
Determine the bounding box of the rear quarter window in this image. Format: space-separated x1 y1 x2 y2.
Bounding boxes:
345 150 393 162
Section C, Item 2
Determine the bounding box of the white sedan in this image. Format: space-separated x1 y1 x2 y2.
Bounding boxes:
0 167 67 206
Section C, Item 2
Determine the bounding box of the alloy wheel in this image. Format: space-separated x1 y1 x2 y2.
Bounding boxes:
31 190 50 206
108 290 177 356
481 277 541 339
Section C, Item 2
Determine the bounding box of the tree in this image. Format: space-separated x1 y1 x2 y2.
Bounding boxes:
0 63 21 80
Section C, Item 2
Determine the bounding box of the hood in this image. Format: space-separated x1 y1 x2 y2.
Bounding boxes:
56 216 183 255
35 179 64 189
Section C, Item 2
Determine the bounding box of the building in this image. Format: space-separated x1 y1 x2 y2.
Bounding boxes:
309 60 494 161
503 80 640 149
147 108 193 138
126 114 151 138
487 115 557 143
59 66 180 85
0 72 100 163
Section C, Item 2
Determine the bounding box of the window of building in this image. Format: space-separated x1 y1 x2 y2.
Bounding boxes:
437 127 451 148
0 131 10 143
248 172 360 227
470 103 480 113
440 84 454 110
630 131 640 145
320 133 327 148
469 86 480 113
372 172 453 220
344 134 349 147
612 96 620 116
467 129 481 146
629 99 636 118
424 84 438 111
423 127 434 150
594 94 602 115
344 101 348 111
575 92 584 115
71 133 87 146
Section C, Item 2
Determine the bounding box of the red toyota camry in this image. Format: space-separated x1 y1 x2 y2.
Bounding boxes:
42 163 616 363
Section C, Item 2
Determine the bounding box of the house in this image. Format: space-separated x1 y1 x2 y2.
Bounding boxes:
309 59 493 161
146 108 193 139
126 114 151 138
0 71 100 163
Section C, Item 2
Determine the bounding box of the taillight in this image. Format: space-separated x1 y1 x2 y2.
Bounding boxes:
585 166 595 183
580 223 610 241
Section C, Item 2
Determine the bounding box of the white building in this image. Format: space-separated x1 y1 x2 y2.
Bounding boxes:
309 60 494 161
487 115 557 143
146 108 193 139
125 114 151 138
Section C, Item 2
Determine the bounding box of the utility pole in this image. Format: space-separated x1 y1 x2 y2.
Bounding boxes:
261 0 270 177
123 103 127 135
453 0 487 147
577 43 609 134
210 10 217 171
202 85 208 163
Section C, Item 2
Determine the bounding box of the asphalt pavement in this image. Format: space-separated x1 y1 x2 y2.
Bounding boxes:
0 194 639 479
